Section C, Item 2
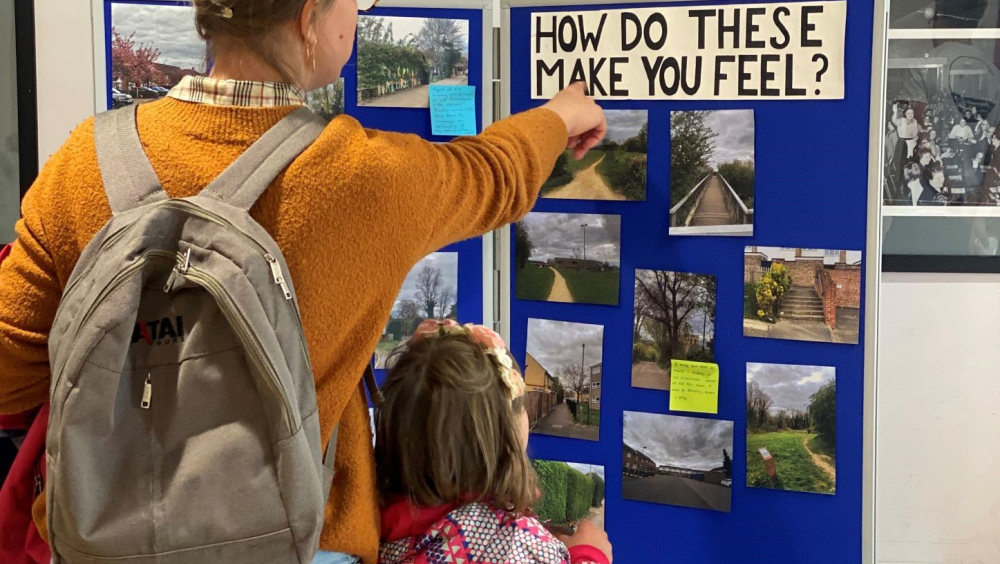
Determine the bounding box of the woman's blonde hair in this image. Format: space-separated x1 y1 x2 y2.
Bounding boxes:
375 332 538 514
192 0 335 85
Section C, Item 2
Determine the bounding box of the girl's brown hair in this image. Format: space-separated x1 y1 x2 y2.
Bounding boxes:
192 0 334 85
375 332 537 513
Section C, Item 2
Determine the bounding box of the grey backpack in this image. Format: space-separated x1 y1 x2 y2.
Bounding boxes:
45 104 342 563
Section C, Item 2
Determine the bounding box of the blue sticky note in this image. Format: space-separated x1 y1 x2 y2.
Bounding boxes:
429 85 477 137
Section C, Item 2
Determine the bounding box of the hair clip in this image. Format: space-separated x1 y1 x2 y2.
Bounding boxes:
210 0 234 19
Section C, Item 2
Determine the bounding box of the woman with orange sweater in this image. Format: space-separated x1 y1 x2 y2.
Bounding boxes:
0 0 606 563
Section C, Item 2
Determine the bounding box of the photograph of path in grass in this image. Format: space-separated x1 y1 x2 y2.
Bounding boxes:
515 213 621 306
531 460 606 531
632 270 716 391
375 252 458 368
527 319 603 442
542 110 648 201
746 362 836 495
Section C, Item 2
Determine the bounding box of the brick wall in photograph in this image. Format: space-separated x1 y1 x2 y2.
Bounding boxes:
783 258 822 288
829 268 862 308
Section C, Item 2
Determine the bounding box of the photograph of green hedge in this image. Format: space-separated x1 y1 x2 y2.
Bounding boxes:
531 460 606 527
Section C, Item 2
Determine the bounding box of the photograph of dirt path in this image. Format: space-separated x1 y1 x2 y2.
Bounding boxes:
526 319 603 442
631 270 716 391
746 363 836 495
622 411 734 512
356 16 469 108
375 252 458 368
532 460 606 531
109 2 206 107
516 213 621 306
744 247 863 345
669 110 755 236
542 110 648 201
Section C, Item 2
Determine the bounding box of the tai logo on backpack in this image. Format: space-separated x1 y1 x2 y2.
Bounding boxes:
45 105 336 563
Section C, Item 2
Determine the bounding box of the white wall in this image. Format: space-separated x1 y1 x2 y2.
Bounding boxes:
34 0 96 166
876 272 1000 563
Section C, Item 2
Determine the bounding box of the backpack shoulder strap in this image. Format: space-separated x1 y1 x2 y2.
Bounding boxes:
200 107 326 212
94 105 168 215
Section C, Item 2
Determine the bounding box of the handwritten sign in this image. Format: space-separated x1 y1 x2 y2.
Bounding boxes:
429 85 477 136
669 360 720 414
531 1 846 100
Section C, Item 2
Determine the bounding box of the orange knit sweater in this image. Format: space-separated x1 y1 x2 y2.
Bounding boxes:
0 98 567 563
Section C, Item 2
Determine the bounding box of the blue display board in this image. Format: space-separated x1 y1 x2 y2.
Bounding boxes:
510 2 873 562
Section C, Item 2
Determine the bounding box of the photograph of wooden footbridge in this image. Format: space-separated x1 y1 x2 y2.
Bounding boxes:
669 170 754 236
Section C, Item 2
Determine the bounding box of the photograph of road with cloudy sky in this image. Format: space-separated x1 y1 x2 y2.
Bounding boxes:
376 252 458 368
542 110 648 201
622 411 734 512
670 110 755 236
527 318 604 442
109 2 205 106
516 213 621 306
746 363 836 495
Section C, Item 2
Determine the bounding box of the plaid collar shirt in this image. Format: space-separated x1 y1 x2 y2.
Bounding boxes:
168 76 306 107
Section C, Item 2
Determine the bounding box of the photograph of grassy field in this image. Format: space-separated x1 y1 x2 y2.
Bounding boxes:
746 362 836 495
515 213 621 306
542 110 648 201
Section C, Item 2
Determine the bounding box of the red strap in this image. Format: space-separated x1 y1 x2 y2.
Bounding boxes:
0 403 51 564
0 244 11 264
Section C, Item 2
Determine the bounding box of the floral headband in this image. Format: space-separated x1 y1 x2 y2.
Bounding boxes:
404 319 526 401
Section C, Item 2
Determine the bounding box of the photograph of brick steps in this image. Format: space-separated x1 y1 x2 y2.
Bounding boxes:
744 247 863 345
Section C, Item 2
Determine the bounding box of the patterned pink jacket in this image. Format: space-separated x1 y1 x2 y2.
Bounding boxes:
379 499 608 564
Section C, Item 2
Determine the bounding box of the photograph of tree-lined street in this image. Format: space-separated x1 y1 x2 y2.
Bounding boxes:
356 16 469 108
526 319 603 442
622 411 734 512
670 110 755 236
307 79 345 120
109 3 206 108
515 213 621 306
376 252 458 368
746 363 836 495
532 460 606 530
542 110 648 201
631 270 716 392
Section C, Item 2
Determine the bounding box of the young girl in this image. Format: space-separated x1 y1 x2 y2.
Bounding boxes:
375 319 613 564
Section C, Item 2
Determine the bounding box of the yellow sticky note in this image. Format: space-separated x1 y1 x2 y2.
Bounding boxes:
669 360 720 414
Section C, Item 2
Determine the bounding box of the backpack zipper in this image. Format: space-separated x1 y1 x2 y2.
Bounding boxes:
141 373 153 409
181 265 296 435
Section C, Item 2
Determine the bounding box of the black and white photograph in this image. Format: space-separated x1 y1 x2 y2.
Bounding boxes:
525 319 604 442
376 252 458 368
743 247 862 345
541 110 648 201
515 213 621 306
109 2 206 108
356 15 469 108
622 411 734 512
307 79 345 120
669 110 755 236
631 270 716 392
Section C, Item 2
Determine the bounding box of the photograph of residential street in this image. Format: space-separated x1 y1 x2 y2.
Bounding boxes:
356 16 469 108
375 252 458 368
631 270 716 392
669 110 755 236
743 247 863 345
307 79 345 120
542 110 648 201
515 213 621 306
746 363 836 495
109 2 206 108
531 460 606 530
622 411 734 512
526 319 603 442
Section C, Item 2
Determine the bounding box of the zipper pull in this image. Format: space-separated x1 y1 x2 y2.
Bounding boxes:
164 249 192 294
141 374 152 409
264 254 293 300
34 472 43 496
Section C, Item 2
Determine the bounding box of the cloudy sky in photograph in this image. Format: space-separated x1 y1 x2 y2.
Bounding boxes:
623 412 734 471
567 462 606 480
361 16 469 57
635 270 715 340
746 247 863 264
112 4 206 72
521 213 621 267
702 110 755 168
747 363 835 414
527 319 603 377
605 110 647 145
394 252 458 310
